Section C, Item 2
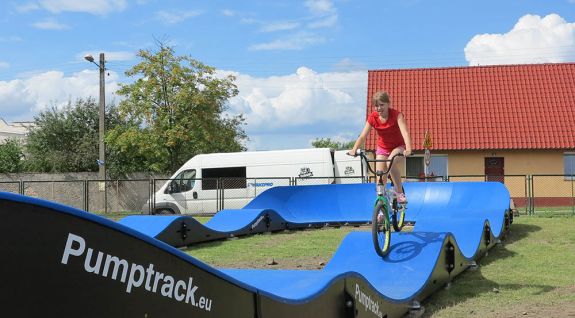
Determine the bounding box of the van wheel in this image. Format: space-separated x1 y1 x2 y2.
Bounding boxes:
156 209 174 215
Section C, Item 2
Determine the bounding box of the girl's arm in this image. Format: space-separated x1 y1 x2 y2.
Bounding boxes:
397 113 413 156
349 122 372 155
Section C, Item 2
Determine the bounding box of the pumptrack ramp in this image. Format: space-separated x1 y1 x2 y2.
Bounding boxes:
119 182 511 249
0 182 511 318
118 183 375 247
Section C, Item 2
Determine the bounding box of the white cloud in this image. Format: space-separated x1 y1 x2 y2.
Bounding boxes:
232 0 338 51
260 21 300 33
32 18 69 30
219 66 367 149
249 32 327 51
38 0 127 15
307 14 338 29
221 9 236 17
1 66 366 150
156 10 203 25
333 58 367 72
304 0 338 30
305 0 336 15
16 3 40 13
0 62 9 69
0 70 120 120
465 14 575 65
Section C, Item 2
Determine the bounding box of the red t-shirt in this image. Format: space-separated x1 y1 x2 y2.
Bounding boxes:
367 109 405 151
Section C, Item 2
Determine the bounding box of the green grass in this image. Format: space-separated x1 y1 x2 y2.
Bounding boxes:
423 216 575 317
182 216 574 316
532 206 575 218
184 227 360 268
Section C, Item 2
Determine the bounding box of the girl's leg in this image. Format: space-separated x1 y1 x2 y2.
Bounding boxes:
376 153 389 186
388 147 406 195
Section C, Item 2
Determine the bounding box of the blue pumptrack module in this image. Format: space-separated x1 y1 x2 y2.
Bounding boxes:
0 181 511 317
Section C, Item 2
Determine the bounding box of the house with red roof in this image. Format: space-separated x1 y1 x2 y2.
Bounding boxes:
365 63 575 206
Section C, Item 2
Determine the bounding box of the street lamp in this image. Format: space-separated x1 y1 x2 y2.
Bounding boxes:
85 53 107 213
84 53 106 183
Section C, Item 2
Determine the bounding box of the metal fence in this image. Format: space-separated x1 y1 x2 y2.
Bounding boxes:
1 174 573 216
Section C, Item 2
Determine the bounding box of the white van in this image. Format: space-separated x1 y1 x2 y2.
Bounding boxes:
150 148 365 215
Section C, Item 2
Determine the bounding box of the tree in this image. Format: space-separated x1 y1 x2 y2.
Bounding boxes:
311 138 355 150
24 98 124 173
109 43 246 173
0 139 25 173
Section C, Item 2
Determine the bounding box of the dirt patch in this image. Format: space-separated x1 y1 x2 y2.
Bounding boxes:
486 286 575 318
220 254 329 270
219 224 412 270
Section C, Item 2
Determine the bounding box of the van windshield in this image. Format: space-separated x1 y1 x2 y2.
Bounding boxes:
167 170 196 193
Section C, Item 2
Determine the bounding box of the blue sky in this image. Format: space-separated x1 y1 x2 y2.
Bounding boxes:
1 0 574 150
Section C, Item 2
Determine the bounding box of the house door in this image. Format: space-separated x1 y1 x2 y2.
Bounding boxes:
485 157 504 183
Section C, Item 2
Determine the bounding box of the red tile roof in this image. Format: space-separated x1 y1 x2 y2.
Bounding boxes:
366 63 575 151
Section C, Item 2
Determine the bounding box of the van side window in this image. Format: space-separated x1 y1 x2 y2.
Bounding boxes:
202 167 247 190
167 170 196 194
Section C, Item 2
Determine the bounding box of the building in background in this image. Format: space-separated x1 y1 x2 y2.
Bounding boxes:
0 118 34 143
366 63 575 207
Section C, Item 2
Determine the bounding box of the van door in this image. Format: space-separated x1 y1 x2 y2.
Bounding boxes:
164 169 198 213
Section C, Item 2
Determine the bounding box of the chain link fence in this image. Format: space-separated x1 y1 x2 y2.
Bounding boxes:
293 176 367 185
1 175 573 216
0 181 21 194
529 175 575 216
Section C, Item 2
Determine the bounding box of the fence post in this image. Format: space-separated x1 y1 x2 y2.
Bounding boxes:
116 180 120 213
528 175 535 215
83 180 88 212
571 175 575 216
525 176 529 215
149 178 153 215
152 178 157 214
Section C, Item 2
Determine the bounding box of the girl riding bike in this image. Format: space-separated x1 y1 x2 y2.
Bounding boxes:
349 90 413 203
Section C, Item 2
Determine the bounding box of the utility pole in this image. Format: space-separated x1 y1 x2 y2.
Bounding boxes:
84 53 107 212
98 53 106 184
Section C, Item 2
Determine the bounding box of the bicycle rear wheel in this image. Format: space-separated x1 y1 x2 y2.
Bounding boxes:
391 198 406 232
372 200 391 257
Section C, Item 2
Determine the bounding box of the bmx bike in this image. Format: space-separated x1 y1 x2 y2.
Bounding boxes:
354 150 407 257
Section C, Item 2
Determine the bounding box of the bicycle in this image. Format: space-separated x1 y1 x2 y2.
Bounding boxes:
353 149 407 257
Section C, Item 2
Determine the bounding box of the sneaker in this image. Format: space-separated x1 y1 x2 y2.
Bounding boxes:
396 192 407 204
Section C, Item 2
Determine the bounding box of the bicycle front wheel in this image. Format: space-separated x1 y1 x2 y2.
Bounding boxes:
372 200 391 257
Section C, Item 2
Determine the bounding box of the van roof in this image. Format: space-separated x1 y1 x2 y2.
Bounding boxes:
193 148 332 159
180 148 333 170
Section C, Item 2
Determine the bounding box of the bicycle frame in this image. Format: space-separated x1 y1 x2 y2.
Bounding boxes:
352 149 406 257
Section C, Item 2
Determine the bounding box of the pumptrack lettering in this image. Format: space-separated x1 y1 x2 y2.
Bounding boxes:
60 233 213 312
355 283 383 318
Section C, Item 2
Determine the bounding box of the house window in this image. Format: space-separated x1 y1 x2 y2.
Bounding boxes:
565 153 575 178
406 155 448 180
429 155 448 178
406 157 424 178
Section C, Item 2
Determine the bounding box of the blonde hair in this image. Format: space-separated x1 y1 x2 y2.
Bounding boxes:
372 91 390 105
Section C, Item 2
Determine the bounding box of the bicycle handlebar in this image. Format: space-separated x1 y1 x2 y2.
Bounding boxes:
349 149 405 175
